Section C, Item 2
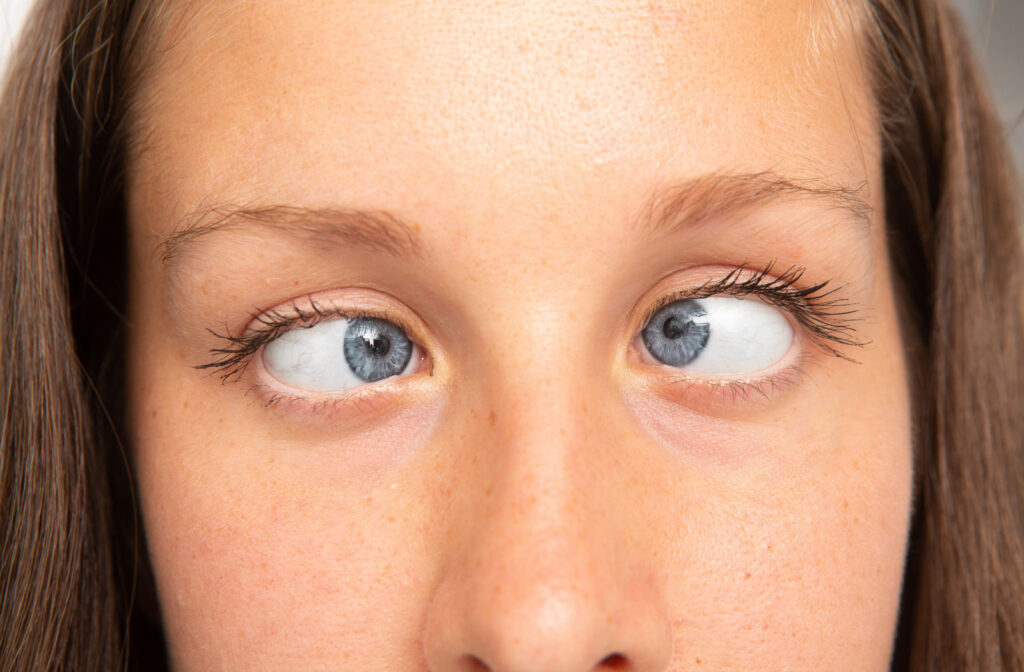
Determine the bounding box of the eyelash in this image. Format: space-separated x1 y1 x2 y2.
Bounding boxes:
197 261 865 389
196 300 414 384
640 261 865 361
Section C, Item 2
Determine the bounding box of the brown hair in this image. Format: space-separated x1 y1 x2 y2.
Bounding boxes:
866 1 1024 667
0 0 1020 669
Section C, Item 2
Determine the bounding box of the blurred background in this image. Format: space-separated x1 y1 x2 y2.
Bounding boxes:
1 0 1022 172
951 0 1024 176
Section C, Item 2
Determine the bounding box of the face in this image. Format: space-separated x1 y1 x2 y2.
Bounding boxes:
126 1 912 670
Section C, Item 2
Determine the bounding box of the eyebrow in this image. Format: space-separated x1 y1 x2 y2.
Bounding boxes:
160 204 426 264
636 170 873 238
159 171 871 267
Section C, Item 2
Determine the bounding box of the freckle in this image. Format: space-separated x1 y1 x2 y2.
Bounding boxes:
695 658 702 665
150 410 157 418
182 401 188 409
488 409 497 426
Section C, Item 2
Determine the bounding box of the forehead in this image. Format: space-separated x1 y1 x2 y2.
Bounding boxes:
129 0 875 225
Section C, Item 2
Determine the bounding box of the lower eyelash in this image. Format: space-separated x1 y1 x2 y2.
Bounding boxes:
661 363 810 403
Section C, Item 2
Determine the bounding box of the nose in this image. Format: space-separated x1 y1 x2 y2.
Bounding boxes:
421 370 673 672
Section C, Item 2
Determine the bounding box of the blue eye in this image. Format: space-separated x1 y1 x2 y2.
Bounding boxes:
642 299 710 367
263 316 417 391
343 318 414 382
641 297 793 375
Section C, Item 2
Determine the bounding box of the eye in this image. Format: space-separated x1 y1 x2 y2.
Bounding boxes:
262 316 418 391
640 297 793 375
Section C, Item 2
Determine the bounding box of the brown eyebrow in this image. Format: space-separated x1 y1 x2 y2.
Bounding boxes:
160 172 869 268
160 204 426 265
637 170 873 238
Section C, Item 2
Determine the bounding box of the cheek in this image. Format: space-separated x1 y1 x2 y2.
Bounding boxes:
629 285 912 668
129 332 448 669
652 432 911 669
132 402 444 669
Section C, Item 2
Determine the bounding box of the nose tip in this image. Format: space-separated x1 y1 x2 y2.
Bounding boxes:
422 558 672 672
421 354 672 672
421 471 673 672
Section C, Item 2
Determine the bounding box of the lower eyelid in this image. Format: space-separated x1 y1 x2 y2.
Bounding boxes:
640 362 813 414
247 384 402 423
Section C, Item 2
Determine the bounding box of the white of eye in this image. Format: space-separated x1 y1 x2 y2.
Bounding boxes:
641 297 794 375
262 318 418 392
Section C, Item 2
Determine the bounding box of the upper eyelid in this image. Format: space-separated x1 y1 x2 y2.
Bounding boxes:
197 299 419 383
637 263 866 358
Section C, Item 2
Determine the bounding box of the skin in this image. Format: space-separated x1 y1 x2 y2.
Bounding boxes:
126 1 913 670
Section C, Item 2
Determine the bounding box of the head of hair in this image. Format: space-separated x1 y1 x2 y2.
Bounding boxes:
1 0 1021 669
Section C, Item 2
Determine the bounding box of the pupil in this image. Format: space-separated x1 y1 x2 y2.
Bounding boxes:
662 316 687 340
364 333 390 357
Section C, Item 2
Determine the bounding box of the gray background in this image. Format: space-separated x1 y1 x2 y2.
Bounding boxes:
952 0 1024 176
1 0 1022 172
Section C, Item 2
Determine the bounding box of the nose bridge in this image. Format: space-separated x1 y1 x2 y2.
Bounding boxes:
477 310 606 546
421 307 671 672
484 294 603 442
473 360 602 574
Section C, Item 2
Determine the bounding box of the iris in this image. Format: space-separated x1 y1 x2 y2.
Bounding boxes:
642 299 710 367
343 317 414 382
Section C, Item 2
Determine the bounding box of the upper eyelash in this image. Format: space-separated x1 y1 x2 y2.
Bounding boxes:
196 298 401 383
641 261 867 360
198 262 865 383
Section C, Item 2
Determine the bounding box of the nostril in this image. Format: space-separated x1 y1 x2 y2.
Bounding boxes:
598 653 630 670
457 651 631 672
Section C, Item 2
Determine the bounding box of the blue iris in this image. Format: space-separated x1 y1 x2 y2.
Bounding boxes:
343 317 413 382
642 299 710 367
